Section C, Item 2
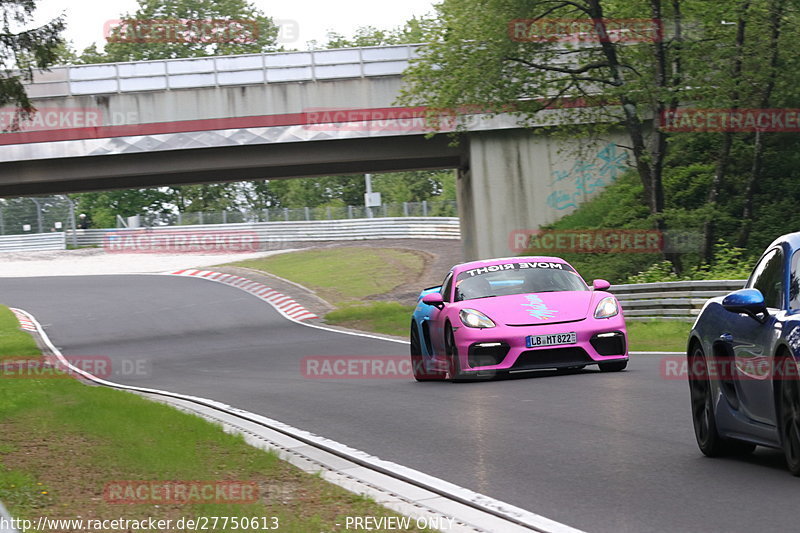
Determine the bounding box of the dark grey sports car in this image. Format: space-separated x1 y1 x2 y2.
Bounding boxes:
688 232 800 475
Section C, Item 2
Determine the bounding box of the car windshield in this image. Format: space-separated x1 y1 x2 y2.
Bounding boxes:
454 262 587 301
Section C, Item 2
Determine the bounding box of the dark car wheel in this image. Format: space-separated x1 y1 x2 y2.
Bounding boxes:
689 344 755 457
410 322 445 382
778 355 800 475
598 361 627 372
445 324 470 383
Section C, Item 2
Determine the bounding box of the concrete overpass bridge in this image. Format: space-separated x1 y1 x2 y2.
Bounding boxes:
0 44 629 259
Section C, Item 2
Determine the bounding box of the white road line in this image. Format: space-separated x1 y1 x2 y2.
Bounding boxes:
11 307 585 533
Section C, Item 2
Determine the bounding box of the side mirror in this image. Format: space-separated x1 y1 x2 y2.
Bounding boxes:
722 289 767 322
592 279 611 291
422 292 445 309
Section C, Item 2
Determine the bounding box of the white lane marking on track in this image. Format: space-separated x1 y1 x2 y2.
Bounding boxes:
11 307 586 533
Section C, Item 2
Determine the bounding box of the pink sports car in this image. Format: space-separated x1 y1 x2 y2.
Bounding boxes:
409 256 628 382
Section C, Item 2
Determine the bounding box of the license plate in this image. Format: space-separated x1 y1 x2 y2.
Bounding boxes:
526 332 577 348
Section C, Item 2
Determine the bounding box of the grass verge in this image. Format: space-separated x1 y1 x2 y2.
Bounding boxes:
326 303 416 338
230 246 692 349
0 305 431 532
626 320 692 352
0 307 40 362
231 247 425 305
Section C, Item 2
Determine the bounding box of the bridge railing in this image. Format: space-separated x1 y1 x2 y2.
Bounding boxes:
26 44 422 98
610 280 747 321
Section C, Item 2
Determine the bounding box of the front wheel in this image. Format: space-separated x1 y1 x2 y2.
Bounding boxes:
445 324 469 383
411 322 445 382
688 344 755 457
778 355 800 475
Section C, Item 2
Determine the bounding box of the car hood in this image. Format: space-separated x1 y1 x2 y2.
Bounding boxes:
460 291 597 326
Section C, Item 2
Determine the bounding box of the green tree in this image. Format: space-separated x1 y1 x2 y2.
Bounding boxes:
323 15 440 49
0 1 64 129
101 0 279 62
398 0 726 270
70 189 173 228
69 0 281 218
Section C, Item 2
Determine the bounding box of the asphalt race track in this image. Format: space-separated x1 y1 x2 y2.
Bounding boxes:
1 274 797 533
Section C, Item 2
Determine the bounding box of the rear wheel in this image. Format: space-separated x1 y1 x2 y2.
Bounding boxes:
410 322 445 382
689 344 755 457
777 355 800 475
598 361 627 372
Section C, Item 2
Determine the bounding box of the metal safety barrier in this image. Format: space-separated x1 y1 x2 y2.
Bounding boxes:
25 44 421 98
74 217 461 247
610 280 747 321
0 232 66 253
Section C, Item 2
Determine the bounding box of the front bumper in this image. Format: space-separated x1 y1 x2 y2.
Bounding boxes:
454 315 628 372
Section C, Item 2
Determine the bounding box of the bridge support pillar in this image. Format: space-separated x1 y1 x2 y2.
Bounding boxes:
458 129 630 261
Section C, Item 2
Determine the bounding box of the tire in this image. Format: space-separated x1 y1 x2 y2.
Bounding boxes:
688 344 755 457
445 324 469 383
777 354 800 475
598 361 627 372
410 322 445 382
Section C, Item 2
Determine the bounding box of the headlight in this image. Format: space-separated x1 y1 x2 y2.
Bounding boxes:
459 309 496 328
594 297 619 319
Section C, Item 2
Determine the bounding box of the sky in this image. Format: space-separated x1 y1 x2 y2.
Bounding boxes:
32 0 439 52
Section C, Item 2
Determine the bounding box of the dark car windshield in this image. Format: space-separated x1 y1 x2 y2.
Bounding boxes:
454 262 587 301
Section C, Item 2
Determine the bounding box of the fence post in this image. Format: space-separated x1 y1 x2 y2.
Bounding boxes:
263 209 269 222
382 204 388 217
347 205 353 219
327 206 332 220
0 207 4 235
222 211 227 224
67 197 78 248
198 212 204 225
304 206 311 221
32 198 43 233
284 208 289 221
403 202 408 217
177 212 182 225
422 200 428 217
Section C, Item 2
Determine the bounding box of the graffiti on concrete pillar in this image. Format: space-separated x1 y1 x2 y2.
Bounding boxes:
547 143 630 211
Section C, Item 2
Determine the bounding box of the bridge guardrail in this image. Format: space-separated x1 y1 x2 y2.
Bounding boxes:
0 232 65 253
610 280 747 321
74 217 461 247
26 44 422 98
